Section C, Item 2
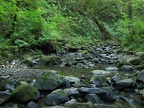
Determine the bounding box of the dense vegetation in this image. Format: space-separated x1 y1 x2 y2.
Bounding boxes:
0 0 144 59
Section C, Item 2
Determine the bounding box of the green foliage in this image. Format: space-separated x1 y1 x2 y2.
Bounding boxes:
0 0 144 56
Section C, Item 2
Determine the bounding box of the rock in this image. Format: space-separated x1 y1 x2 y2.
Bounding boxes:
90 76 105 87
0 84 40 106
40 55 61 66
34 70 64 90
117 61 131 68
121 65 134 71
64 76 80 84
66 103 117 108
78 87 107 98
135 64 144 70
28 101 38 108
0 90 11 97
64 99 76 106
0 76 12 90
64 87 79 97
62 80 71 88
136 71 144 83
105 66 118 71
5 83 15 91
103 90 117 103
45 89 68 106
22 58 34 66
111 74 120 82
85 94 104 104
113 78 136 90
91 70 113 76
128 57 141 65
135 52 144 56
119 96 137 108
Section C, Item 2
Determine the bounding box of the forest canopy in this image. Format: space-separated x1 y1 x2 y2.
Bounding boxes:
0 0 144 57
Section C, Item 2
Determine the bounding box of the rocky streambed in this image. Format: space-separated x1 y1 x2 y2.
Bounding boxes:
0 44 144 108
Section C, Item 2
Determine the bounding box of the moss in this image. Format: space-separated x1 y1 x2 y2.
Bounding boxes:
51 89 67 97
129 57 141 65
8 84 40 103
40 55 61 65
135 64 144 70
22 58 34 66
117 60 131 68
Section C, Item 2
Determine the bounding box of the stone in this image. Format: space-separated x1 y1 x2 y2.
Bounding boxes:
40 55 61 66
105 66 118 71
103 90 117 103
64 76 80 84
90 76 104 87
0 84 40 106
85 94 104 104
28 101 38 108
78 87 107 98
136 71 144 83
45 89 68 106
135 52 144 56
5 84 15 91
111 74 120 82
64 99 76 106
135 64 144 70
64 87 79 97
121 65 134 71
91 70 113 76
113 78 136 90
34 70 64 90
129 57 141 65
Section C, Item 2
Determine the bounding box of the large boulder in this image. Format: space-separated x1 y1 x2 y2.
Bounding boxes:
0 84 40 106
45 89 68 106
35 70 64 90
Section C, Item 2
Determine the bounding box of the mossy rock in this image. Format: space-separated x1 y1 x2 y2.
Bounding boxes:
129 57 141 65
66 103 116 108
117 60 131 68
135 64 144 70
0 84 40 106
45 89 68 106
34 70 64 90
40 55 61 65
22 58 34 66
